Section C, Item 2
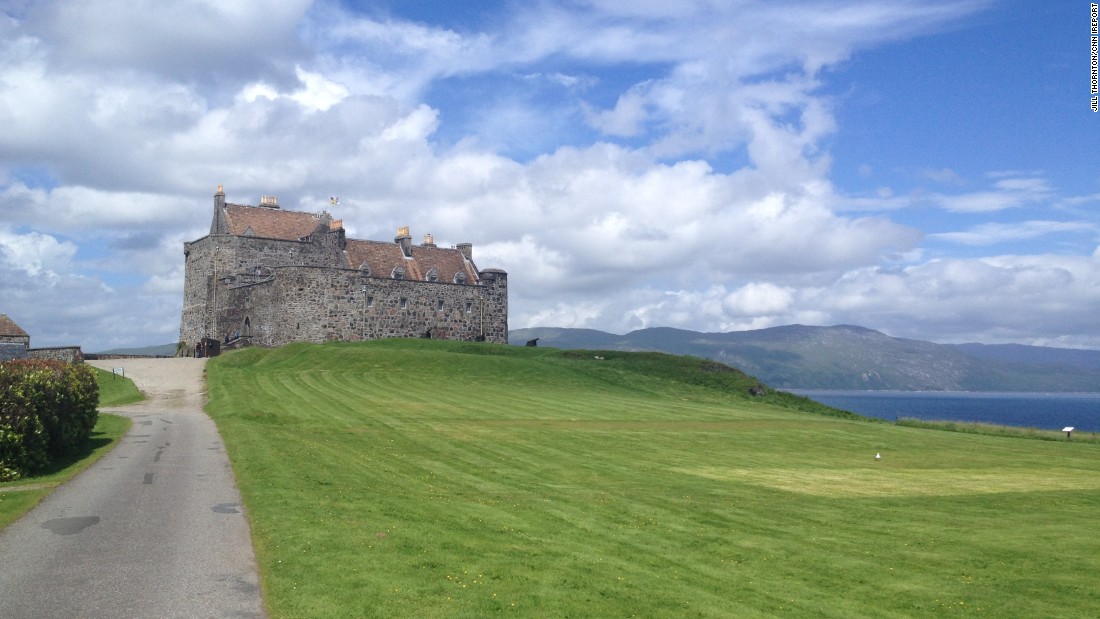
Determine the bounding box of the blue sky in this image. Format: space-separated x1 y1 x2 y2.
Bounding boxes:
0 0 1097 352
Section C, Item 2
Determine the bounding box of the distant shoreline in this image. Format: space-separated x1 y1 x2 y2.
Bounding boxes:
788 390 1100 433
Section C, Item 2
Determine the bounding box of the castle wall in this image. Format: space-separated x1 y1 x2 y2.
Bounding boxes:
213 265 507 346
180 230 348 345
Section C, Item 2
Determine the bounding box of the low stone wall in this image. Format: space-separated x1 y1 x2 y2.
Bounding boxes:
27 346 84 364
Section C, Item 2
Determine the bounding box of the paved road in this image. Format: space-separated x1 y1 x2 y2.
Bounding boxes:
0 358 266 619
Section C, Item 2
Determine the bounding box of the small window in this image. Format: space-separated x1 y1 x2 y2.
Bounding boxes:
367 296 374 308
465 302 473 313
400 298 408 309
437 300 444 311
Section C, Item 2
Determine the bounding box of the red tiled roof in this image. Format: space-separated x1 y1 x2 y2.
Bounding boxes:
410 244 480 284
221 202 479 283
223 204 325 240
345 240 479 284
0 314 29 338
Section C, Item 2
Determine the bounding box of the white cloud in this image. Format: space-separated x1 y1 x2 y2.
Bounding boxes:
935 174 1053 213
0 227 77 278
723 282 795 317
931 221 1095 246
0 0 1091 353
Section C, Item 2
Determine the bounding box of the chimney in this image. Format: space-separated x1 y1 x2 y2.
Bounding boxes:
422 233 436 248
329 219 343 231
212 185 227 235
259 195 280 209
395 226 412 257
456 242 473 261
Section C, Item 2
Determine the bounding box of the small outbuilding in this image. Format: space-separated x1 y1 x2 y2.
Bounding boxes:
0 314 31 361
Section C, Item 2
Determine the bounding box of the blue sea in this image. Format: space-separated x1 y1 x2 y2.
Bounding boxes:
790 390 1100 433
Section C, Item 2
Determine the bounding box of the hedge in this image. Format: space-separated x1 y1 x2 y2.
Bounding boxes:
0 360 99 481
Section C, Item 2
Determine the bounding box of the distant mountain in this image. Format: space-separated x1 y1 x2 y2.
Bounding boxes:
510 326 1100 392
951 343 1100 371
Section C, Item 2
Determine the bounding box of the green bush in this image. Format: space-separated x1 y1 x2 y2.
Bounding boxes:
0 360 99 481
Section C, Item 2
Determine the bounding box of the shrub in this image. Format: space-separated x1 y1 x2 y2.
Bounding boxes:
0 360 99 481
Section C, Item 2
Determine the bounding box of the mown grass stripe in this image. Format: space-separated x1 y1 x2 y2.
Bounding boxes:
206 340 1100 618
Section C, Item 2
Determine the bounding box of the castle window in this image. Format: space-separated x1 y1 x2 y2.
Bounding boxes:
391 266 405 279
426 267 439 282
367 296 374 308
437 300 444 312
465 301 473 313
359 263 371 277
400 298 408 309
453 271 467 284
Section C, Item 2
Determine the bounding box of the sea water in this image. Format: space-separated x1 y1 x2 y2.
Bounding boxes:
790 390 1100 433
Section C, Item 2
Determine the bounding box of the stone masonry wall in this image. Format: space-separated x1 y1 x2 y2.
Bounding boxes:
212 265 507 346
180 230 347 345
27 347 84 364
0 343 28 362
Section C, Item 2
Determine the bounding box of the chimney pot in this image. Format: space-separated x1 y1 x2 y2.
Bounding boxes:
395 226 412 257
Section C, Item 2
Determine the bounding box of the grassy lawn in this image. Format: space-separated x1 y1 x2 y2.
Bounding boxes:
206 340 1100 618
0 366 139 529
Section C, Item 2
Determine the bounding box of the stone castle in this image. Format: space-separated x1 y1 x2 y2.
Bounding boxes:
179 186 508 348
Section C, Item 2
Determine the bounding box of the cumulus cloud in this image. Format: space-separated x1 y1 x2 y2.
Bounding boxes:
0 0 1092 352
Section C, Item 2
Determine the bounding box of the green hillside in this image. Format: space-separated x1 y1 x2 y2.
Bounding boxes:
206 340 1100 618
511 325 1100 391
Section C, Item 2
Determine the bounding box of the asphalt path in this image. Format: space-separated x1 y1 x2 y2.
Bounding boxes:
0 358 266 619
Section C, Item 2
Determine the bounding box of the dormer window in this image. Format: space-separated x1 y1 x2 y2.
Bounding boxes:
391 266 405 279
453 271 467 284
243 226 255 237
359 263 371 277
426 267 438 282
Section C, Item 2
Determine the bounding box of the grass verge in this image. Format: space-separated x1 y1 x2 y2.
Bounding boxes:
207 340 1100 618
93 366 145 406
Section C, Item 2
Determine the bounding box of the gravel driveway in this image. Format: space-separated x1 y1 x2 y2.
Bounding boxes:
0 358 266 618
